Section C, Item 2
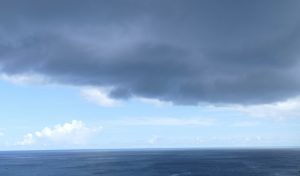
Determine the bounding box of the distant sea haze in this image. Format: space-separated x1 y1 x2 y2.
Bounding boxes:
0 149 300 176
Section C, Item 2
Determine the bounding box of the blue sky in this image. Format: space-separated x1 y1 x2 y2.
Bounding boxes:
0 78 299 150
1 0 300 150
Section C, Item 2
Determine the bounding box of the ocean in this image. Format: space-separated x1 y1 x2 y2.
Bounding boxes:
0 149 299 176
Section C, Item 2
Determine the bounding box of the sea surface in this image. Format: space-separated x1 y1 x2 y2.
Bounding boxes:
0 149 300 176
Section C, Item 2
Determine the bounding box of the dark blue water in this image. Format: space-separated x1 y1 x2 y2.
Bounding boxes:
0 149 300 176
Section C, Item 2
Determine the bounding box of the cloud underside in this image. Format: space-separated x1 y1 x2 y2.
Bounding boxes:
1 0 300 105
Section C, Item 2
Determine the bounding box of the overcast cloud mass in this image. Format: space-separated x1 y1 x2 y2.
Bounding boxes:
1 0 300 105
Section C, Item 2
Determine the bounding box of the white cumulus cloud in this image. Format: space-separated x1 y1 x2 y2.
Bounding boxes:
136 97 172 106
80 87 120 107
18 133 35 146
17 120 101 146
235 96 300 119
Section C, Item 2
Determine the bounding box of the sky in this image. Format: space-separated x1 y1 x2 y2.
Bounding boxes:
0 0 300 150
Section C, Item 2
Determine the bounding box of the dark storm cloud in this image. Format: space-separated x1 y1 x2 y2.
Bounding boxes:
1 0 300 104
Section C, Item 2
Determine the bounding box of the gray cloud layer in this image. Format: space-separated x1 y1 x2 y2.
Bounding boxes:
1 0 300 104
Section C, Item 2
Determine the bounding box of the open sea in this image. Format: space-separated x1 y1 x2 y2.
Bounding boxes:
0 149 299 176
